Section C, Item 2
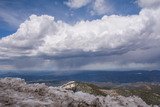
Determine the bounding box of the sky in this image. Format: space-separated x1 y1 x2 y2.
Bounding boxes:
0 0 160 71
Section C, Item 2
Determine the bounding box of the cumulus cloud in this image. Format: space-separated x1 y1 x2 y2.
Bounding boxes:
65 0 112 15
65 0 91 9
91 0 112 15
0 1 160 70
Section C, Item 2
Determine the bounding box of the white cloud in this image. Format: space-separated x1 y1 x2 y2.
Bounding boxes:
1 9 159 57
91 0 112 15
65 0 112 15
65 0 91 9
138 0 160 8
0 3 160 70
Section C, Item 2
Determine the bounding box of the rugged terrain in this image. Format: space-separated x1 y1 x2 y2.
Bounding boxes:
61 81 160 106
0 78 155 107
109 83 160 105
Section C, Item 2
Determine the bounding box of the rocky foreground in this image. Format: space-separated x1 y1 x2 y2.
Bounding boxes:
0 78 158 107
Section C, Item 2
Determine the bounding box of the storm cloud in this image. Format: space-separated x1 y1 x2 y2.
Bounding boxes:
0 0 160 71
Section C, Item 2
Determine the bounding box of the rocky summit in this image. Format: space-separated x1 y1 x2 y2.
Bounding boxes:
0 78 157 107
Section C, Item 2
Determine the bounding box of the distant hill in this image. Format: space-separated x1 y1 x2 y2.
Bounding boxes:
61 81 106 96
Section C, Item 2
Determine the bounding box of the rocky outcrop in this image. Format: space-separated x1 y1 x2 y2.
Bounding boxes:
0 78 155 107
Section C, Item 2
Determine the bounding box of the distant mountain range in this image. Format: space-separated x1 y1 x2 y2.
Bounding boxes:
0 70 160 84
